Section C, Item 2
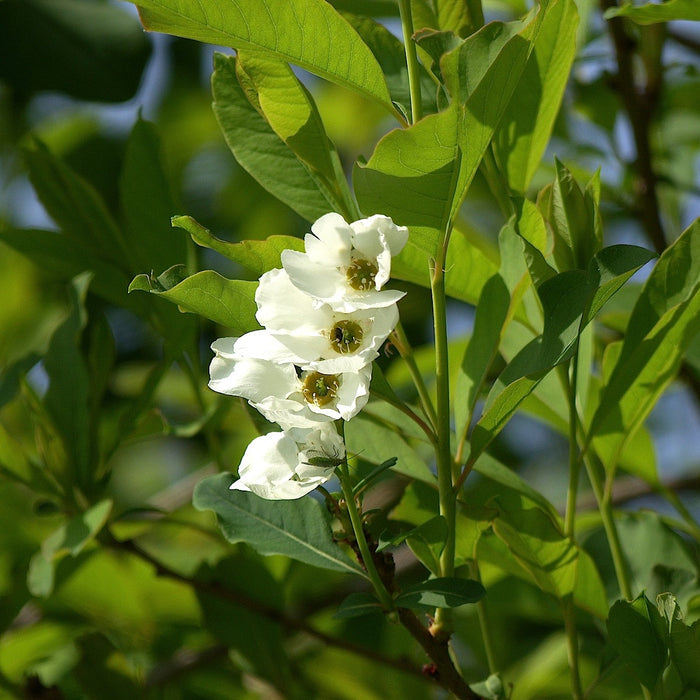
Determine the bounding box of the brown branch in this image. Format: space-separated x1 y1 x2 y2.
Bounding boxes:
667 29 700 55
111 537 427 682
600 3 700 409
398 607 481 699
600 0 667 256
577 473 700 511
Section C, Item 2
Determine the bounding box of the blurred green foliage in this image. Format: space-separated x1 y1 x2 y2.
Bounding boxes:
0 0 699 698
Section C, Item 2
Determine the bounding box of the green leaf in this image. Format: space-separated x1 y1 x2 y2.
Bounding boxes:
455 274 511 441
172 215 303 276
469 674 506 700
343 13 437 117
494 0 578 192
344 414 437 485
392 226 499 304
607 593 668 690
354 106 460 257
548 160 603 270
42 500 113 560
669 616 700 690
28 500 113 598
395 577 485 609
193 473 366 576
212 52 341 221
133 0 394 111
120 118 188 272
334 592 383 619
588 220 700 466
491 503 585 601
0 0 150 101
352 457 398 497
380 516 447 575
43 273 92 489
355 6 548 256
469 244 654 461
129 267 260 333
605 0 700 23
237 52 346 198
24 140 132 268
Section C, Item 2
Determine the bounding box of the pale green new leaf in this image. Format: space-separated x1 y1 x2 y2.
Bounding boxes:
132 0 394 110
193 473 365 576
605 0 700 23
172 215 303 276
212 53 340 222
237 52 339 186
493 0 578 192
129 267 260 333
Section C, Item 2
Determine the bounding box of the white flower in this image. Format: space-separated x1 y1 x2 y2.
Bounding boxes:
249 267 399 373
230 425 345 500
281 213 408 312
209 337 371 428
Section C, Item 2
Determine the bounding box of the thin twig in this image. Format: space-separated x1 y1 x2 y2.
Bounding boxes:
111 537 426 681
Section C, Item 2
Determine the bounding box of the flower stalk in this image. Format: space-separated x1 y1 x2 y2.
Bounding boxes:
398 0 423 124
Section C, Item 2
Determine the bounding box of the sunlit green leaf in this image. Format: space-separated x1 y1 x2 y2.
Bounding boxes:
172 215 303 276
212 52 342 221
588 220 700 467
605 0 700 23
493 0 578 193
132 0 394 111
129 267 260 333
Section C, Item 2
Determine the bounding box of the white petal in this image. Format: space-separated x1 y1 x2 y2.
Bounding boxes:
351 215 409 258
307 213 352 266
208 353 298 403
255 268 324 333
230 430 337 500
281 249 345 303
333 364 372 420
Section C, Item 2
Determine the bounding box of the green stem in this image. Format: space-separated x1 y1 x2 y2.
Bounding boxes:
398 0 423 124
391 323 438 431
337 429 395 611
471 560 497 674
583 450 633 600
563 598 584 700
430 235 456 634
562 361 581 539
482 148 514 219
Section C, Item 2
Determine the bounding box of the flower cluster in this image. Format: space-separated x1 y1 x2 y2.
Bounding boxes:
209 213 408 499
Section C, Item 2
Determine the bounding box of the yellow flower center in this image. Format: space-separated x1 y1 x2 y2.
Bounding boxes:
302 371 340 406
346 258 378 291
329 320 363 354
